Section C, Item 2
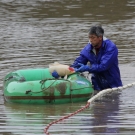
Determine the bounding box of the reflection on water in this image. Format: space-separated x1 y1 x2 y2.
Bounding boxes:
3 102 88 135
90 93 120 134
0 0 135 134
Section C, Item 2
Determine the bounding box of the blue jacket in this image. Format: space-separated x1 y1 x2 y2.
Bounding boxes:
71 37 122 90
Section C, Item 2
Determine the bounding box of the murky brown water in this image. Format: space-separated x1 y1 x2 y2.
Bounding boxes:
0 0 135 134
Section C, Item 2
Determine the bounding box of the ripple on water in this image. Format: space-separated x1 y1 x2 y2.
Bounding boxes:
0 0 135 134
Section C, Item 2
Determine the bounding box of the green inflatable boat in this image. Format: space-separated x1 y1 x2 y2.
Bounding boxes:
3 68 94 104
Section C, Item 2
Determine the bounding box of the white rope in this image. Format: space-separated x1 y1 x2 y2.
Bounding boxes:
87 82 135 103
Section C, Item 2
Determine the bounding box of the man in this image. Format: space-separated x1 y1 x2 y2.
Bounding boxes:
70 25 122 91
52 26 122 91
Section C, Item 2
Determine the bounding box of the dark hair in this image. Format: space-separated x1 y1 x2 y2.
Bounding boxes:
88 25 104 37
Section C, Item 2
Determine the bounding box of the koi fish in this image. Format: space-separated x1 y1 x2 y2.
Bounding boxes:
49 62 75 79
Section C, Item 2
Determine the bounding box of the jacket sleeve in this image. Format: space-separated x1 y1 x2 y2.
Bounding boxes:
70 52 88 68
88 45 118 73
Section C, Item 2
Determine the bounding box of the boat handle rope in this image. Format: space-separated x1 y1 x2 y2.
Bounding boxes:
4 75 26 82
44 82 135 135
27 78 93 94
40 78 93 103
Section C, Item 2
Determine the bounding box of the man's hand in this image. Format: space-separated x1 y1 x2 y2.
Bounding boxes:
52 70 60 78
75 63 90 72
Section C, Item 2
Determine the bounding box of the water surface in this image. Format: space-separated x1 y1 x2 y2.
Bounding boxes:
0 0 135 134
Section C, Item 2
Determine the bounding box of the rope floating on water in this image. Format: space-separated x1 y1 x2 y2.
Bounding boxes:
44 102 90 135
44 82 135 135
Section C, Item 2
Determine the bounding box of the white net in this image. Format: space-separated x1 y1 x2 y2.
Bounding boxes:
88 82 135 103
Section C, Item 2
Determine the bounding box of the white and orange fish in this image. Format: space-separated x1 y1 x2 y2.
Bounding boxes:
49 62 75 79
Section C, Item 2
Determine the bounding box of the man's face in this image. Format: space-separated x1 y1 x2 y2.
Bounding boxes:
88 34 102 48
